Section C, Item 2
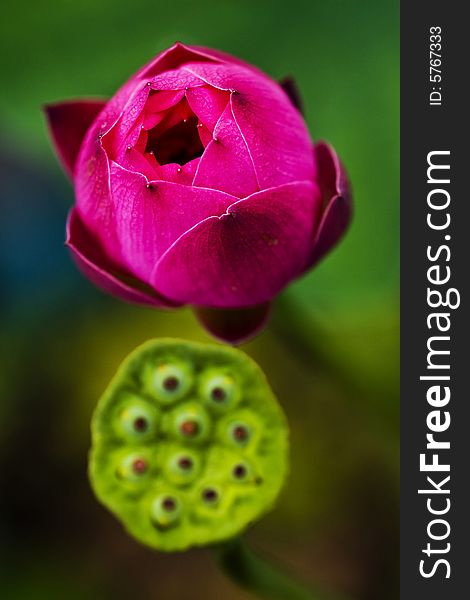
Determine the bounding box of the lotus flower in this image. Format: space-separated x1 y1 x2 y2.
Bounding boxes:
46 43 351 343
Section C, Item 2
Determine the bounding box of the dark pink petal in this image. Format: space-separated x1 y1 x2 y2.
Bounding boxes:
152 181 321 307
148 97 193 134
93 44 207 124
138 42 219 80
108 162 236 282
192 103 259 198
69 47 205 181
168 43 276 86
182 62 315 187
137 42 264 83
45 100 106 177
119 146 159 180
173 43 257 71
74 138 124 265
149 68 205 91
102 86 150 161
66 209 176 308
185 86 230 130
145 90 185 113
197 122 212 147
155 159 199 184
143 111 166 130
69 43 234 166
307 142 352 267
193 303 271 345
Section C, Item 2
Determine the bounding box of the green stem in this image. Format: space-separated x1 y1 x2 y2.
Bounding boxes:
214 538 342 600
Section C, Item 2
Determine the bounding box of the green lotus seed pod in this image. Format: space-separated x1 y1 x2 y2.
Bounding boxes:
89 338 289 551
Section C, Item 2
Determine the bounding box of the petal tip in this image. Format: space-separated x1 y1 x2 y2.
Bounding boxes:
45 99 107 178
308 142 353 267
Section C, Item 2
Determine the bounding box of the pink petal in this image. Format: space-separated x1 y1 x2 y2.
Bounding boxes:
152 181 321 307
148 97 193 134
307 142 352 267
197 122 212 147
173 43 255 70
185 85 230 130
102 86 149 160
45 100 106 177
193 303 271 345
136 42 261 82
66 209 176 307
108 162 236 282
69 43 236 173
145 90 185 113
149 68 204 91
192 103 259 198
167 43 273 82
119 146 159 180
138 42 220 80
181 62 315 187
155 159 199 184
74 138 124 265
143 111 166 130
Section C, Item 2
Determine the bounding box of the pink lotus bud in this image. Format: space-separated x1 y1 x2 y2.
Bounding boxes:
45 43 352 343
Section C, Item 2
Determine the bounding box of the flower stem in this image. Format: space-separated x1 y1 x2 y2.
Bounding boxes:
214 537 343 600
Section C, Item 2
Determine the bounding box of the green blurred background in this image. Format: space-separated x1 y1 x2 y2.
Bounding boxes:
0 0 399 598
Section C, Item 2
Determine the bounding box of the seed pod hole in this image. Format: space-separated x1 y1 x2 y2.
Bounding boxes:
163 376 179 391
180 420 199 437
117 453 151 482
230 459 254 483
173 403 211 443
165 449 200 485
152 362 192 404
233 464 247 479
211 387 226 402
119 400 158 441
133 417 148 432
132 458 148 474
162 496 177 511
201 372 239 412
150 494 182 528
202 487 219 504
178 457 193 470
230 423 250 445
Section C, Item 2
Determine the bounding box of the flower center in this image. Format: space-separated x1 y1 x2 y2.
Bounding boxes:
145 103 204 166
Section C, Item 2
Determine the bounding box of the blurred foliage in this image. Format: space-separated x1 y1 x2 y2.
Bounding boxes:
0 0 399 599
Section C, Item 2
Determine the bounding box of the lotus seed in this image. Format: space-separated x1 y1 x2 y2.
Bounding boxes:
132 458 148 474
233 464 247 479
202 488 218 503
178 457 192 470
180 420 199 436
